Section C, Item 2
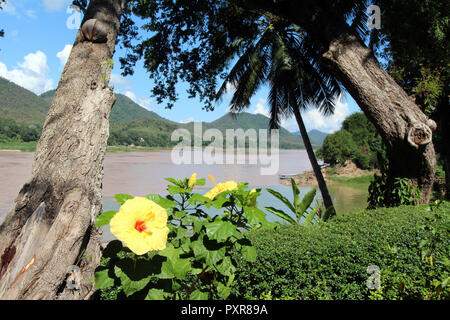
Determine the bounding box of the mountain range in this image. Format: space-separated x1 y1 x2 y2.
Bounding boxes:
293 129 329 146
0 77 327 149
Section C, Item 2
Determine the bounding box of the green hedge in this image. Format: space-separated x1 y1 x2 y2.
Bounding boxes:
231 203 450 300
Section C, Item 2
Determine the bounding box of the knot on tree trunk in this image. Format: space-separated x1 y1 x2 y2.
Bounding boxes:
407 122 433 149
81 19 108 43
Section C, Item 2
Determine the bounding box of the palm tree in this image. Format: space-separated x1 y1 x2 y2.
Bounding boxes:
216 15 343 214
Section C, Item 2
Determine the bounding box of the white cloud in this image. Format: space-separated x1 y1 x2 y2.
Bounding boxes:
25 9 37 19
125 91 137 102
0 51 54 95
253 98 269 117
180 117 195 124
42 0 71 12
223 82 236 98
110 73 133 91
282 96 350 134
56 44 72 68
138 97 158 112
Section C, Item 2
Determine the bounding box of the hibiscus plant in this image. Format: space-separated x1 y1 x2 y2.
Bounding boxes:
94 174 275 300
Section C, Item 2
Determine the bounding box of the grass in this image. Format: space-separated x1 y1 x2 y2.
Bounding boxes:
0 141 37 152
327 174 375 184
106 145 166 153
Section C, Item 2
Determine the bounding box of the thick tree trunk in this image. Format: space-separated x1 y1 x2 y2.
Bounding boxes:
292 106 335 213
318 26 436 203
253 1 436 203
0 0 125 300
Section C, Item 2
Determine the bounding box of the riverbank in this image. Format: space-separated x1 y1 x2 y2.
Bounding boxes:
283 160 377 187
0 142 168 153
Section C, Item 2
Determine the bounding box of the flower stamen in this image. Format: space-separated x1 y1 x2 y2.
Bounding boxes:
134 220 147 233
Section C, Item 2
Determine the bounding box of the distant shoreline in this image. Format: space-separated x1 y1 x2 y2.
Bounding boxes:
282 160 376 187
0 143 308 153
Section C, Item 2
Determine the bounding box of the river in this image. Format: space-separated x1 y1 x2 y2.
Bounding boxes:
0 149 369 240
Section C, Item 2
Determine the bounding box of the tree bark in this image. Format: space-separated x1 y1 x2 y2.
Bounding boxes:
0 0 125 300
251 1 436 203
292 106 335 213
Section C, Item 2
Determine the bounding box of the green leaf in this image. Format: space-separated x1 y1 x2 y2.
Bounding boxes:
210 193 230 209
217 282 231 300
245 206 277 229
190 289 209 300
168 185 189 195
190 239 208 259
145 288 165 300
303 207 319 227
114 258 154 297
114 194 133 205
291 178 301 208
188 193 211 206
205 220 237 241
145 194 178 209
160 258 191 280
297 189 317 215
159 246 181 263
265 207 296 225
164 177 184 187
196 178 206 186
205 246 226 265
173 210 187 219
266 188 295 213
94 268 114 290
241 245 257 262
94 210 117 227
216 256 235 276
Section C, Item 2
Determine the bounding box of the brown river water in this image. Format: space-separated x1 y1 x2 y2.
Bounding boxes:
0 149 368 240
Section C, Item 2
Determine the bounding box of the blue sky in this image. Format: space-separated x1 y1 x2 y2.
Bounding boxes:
0 0 362 133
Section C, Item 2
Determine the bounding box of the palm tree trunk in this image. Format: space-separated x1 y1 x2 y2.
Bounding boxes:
0 0 125 300
292 105 335 214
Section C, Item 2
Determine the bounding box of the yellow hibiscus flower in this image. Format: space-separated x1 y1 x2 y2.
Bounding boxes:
204 174 238 200
110 197 169 255
188 173 197 188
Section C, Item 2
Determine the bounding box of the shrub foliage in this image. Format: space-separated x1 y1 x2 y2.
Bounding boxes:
231 202 450 300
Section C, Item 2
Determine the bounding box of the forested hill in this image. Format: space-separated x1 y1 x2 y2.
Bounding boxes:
0 77 49 124
0 77 312 149
40 89 169 124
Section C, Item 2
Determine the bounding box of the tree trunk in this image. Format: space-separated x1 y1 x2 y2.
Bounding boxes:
253 1 436 203
318 25 436 203
0 0 125 300
292 106 335 214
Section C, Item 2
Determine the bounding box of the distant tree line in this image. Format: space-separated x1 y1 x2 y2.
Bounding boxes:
317 113 386 170
0 118 42 143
